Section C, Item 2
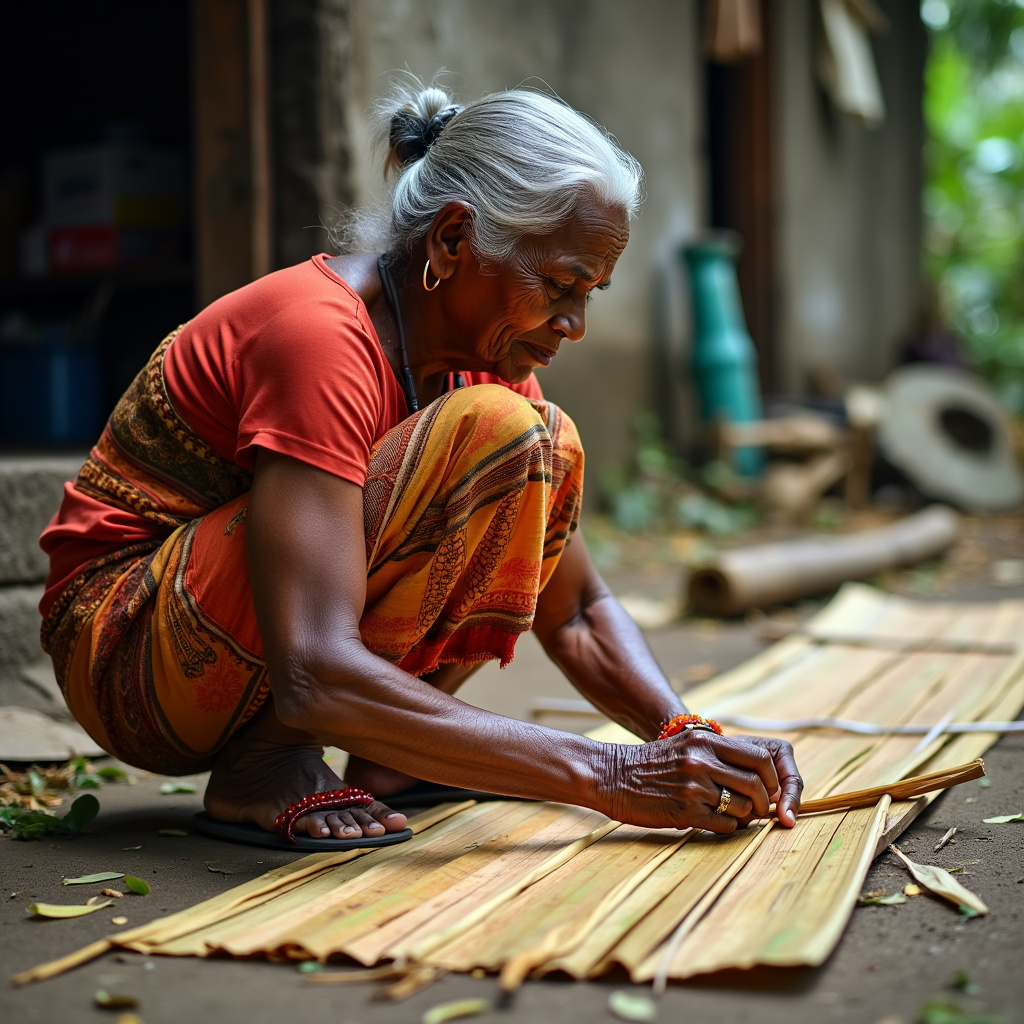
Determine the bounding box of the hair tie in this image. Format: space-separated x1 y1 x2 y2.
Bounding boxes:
421 105 462 151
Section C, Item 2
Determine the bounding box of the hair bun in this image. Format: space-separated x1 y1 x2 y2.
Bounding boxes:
388 103 463 169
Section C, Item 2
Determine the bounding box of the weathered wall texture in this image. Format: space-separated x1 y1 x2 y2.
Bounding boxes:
773 0 927 394
267 0 925 480
343 0 705 483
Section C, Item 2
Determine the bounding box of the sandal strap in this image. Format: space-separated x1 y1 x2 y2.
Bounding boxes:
273 786 375 842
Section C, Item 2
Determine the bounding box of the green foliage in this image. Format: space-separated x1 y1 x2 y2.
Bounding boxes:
600 412 758 536
0 793 99 841
923 0 1024 410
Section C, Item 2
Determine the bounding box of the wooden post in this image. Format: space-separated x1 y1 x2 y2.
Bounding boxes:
192 0 272 308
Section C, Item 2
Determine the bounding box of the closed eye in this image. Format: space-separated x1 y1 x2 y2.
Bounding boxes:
587 282 611 303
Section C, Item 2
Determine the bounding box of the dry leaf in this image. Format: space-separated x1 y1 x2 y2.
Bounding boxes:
95 989 139 1009
608 989 658 1021
159 781 196 795
904 884 923 897
102 889 124 898
63 871 124 886
421 999 489 1024
111 916 128 926
858 892 907 906
888 845 988 915
27 900 112 918
157 828 188 837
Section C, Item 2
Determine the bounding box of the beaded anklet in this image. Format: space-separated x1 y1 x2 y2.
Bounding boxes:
273 786 376 843
658 713 723 740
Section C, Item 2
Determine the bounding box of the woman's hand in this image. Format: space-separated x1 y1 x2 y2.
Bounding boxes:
602 730 803 833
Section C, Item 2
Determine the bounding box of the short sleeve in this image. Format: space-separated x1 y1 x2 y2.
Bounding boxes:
234 300 389 485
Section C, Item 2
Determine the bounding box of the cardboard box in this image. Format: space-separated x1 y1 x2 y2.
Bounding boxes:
43 144 186 229
47 224 183 273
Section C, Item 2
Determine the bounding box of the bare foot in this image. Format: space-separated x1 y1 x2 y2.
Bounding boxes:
203 704 407 841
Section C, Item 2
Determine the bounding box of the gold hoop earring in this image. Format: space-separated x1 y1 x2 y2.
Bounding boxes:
422 261 441 292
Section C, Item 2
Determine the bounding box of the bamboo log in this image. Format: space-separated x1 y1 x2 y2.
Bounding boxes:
688 505 960 616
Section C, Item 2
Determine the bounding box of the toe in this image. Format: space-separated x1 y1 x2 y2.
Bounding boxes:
348 808 386 835
369 800 407 833
301 812 332 838
325 811 362 838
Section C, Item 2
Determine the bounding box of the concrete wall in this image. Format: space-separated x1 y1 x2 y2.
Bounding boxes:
268 0 926 485
773 0 927 394
343 0 705 487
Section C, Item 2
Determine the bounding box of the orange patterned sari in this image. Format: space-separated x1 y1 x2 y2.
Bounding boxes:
41 338 583 775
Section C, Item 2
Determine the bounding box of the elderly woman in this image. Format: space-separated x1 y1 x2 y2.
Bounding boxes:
39 81 802 850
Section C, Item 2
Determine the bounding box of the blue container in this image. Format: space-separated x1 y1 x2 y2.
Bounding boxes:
682 235 764 476
0 342 101 445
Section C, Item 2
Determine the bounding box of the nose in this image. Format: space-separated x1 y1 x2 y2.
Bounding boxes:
551 295 587 343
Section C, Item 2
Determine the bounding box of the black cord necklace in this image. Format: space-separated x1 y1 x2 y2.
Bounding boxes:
377 254 419 413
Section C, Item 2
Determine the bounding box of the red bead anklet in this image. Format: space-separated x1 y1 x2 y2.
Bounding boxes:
273 786 376 843
658 713 723 740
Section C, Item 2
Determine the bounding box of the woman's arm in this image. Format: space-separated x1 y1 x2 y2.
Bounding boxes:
532 533 803 826
246 449 797 830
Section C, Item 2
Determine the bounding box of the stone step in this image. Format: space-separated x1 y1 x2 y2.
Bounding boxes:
0 584 46 677
0 455 85 585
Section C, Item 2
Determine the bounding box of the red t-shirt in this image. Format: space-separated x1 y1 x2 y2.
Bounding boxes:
40 254 542 616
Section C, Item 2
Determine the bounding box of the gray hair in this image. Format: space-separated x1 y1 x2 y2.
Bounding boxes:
338 76 644 265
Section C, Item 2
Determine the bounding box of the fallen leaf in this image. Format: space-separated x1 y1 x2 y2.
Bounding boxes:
905 884 923 896
94 990 139 1009
95 766 132 783
121 846 142 851
115 1015 144 1024
918 998 1006 1023
27 899 112 918
124 876 150 896
951 970 980 995
111 916 128 925
858 892 907 906
159 781 197 795
977 777 991 789
608 989 658 1022
204 861 236 875
102 889 124 898
85 896 102 906
296 961 322 974
157 828 188 837
982 813 1024 823
63 871 125 886
422 999 490 1024
889 846 988 915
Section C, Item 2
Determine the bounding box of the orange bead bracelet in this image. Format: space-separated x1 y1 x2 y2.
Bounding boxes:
657 713 723 740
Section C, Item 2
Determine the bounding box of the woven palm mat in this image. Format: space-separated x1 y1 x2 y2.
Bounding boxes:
16 584 1024 986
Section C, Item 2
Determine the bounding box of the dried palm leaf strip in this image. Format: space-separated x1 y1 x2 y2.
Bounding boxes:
10 800 472 985
644 799 892 984
416 826 687 981
636 800 887 982
272 804 610 964
169 801 551 959
551 821 775 980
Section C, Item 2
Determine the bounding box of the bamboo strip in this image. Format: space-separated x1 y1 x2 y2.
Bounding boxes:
594 822 775 981
11 801 474 983
640 810 864 980
157 802 541 958
293 804 594 963
422 827 685 977
388 815 620 964
756 799 892 966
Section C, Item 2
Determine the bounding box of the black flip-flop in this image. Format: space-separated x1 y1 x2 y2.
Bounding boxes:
193 811 414 851
383 781 531 810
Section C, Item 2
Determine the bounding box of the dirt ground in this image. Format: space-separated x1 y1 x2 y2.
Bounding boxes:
3 521 1024 1024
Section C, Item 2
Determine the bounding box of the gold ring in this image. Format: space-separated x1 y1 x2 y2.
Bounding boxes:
716 787 732 815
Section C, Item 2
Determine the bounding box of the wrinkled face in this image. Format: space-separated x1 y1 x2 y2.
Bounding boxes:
445 199 630 383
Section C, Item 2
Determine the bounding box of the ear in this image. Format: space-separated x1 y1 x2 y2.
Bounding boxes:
424 202 474 281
